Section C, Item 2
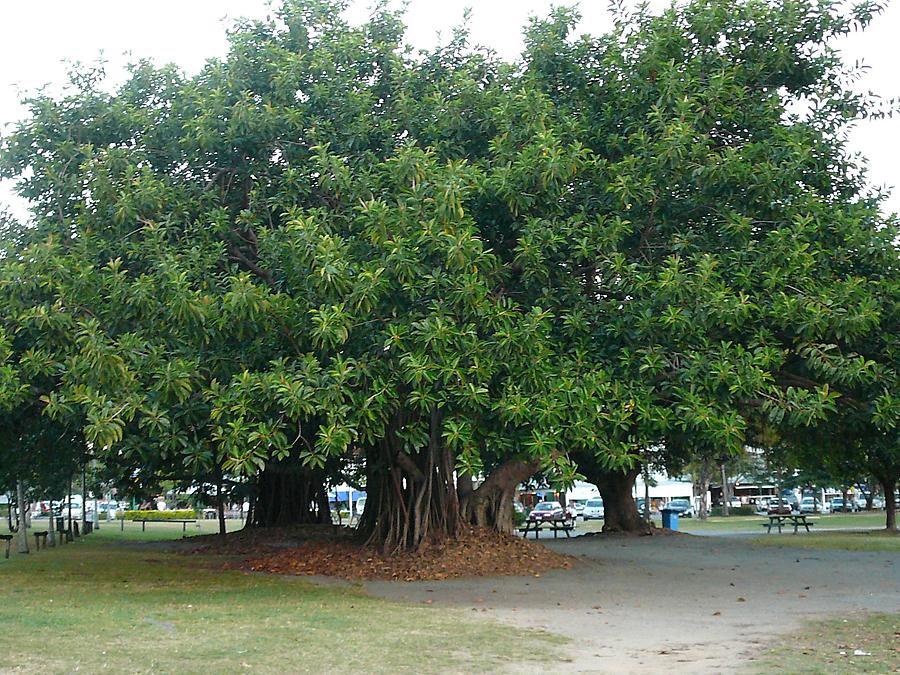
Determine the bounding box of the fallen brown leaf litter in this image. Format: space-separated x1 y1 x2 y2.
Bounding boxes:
189 525 575 581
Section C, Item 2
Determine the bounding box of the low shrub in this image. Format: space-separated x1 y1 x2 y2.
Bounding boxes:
710 505 755 517
123 510 197 521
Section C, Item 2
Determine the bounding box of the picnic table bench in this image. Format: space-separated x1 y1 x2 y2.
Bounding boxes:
133 519 196 535
762 514 815 534
1 534 12 559
518 517 575 539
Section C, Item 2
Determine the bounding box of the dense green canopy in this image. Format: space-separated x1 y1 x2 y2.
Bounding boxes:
2 0 898 546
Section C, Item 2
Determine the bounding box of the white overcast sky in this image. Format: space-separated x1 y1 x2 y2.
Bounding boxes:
1 0 897 219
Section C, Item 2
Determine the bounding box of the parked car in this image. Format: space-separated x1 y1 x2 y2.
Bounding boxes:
767 497 794 515
664 498 694 517
85 501 121 518
528 501 576 525
830 497 860 512
636 498 648 516
570 501 586 518
800 497 830 513
583 498 605 521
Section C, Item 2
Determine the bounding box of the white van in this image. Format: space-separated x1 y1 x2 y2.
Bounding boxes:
54 501 84 520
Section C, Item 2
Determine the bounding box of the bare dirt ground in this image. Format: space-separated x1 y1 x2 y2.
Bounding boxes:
363 533 900 674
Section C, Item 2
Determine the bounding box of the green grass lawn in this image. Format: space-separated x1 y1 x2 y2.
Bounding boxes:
749 530 900 552
573 511 891 536
753 613 900 674
678 511 890 533
0 527 564 674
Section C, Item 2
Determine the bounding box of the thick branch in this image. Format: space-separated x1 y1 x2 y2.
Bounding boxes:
394 450 426 483
228 247 275 288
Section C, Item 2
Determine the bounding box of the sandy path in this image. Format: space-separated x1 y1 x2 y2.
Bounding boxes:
364 534 900 674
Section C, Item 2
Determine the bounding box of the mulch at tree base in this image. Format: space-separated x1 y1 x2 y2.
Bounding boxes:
223 526 576 582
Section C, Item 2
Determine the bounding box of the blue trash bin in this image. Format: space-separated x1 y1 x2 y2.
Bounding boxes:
661 509 679 531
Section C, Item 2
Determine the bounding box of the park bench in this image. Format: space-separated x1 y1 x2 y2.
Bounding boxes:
518 518 575 540
761 514 815 534
1 534 11 559
33 531 48 550
134 519 196 535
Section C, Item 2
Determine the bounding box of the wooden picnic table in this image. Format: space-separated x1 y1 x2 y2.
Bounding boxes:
518 517 575 540
762 514 815 534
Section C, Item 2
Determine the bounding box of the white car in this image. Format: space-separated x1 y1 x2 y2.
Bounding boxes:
583 498 605 521
799 497 828 513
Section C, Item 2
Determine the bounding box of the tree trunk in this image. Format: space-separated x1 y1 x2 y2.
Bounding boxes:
251 462 329 527
81 463 87 533
588 467 650 534
643 467 650 523
245 494 254 529
216 473 226 537
16 480 29 554
720 463 729 516
698 474 710 520
317 487 331 525
67 477 73 541
841 486 849 513
879 476 897 532
460 459 540 533
47 496 56 547
358 408 460 553
457 473 474 502
864 484 874 511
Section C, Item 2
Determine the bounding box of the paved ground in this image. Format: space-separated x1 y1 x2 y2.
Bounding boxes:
364 533 900 674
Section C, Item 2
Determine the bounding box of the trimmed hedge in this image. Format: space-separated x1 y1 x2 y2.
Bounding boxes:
123 510 197 521
710 505 756 517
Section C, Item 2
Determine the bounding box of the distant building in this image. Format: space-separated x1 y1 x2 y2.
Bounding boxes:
634 472 695 511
